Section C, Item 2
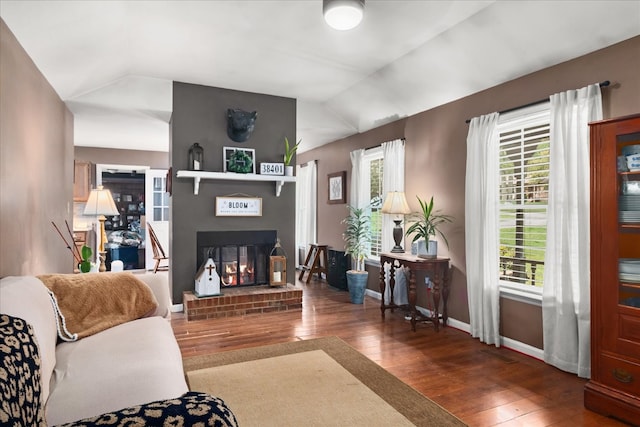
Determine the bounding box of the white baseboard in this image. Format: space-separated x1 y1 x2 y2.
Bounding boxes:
171 303 183 313
364 289 382 299
501 336 544 360
364 289 542 361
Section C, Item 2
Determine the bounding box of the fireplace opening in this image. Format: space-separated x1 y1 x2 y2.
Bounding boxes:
197 230 277 287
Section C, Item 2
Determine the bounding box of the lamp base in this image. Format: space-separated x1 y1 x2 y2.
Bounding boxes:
99 251 107 273
98 216 108 273
391 220 404 253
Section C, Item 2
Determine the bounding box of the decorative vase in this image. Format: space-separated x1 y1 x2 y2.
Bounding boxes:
284 165 294 176
417 240 437 259
346 270 368 304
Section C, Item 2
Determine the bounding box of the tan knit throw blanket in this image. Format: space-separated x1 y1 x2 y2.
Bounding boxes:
38 272 158 341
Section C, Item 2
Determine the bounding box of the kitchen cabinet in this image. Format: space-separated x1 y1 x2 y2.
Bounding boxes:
73 161 93 202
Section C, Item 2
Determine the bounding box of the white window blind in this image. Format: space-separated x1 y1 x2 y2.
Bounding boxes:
369 157 383 257
498 104 550 289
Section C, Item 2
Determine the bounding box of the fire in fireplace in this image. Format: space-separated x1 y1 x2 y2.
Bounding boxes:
197 230 277 287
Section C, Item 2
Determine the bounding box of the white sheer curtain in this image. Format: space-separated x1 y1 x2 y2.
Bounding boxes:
295 160 317 266
543 84 602 378
465 112 501 346
381 139 408 305
381 139 405 252
350 149 368 209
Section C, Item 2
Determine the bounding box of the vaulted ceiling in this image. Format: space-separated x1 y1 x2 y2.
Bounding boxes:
1 1 639 153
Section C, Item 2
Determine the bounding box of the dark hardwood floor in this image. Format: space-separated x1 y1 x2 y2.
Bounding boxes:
171 277 629 427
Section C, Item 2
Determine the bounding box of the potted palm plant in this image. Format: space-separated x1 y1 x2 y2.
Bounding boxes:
342 204 372 304
404 196 453 259
283 137 301 176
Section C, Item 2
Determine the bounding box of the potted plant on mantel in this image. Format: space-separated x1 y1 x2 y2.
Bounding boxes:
283 137 301 176
342 204 372 304
404 196 453 259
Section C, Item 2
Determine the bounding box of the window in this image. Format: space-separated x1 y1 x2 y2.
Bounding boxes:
363 147 384 258
152 176 170 221
498 103 550 294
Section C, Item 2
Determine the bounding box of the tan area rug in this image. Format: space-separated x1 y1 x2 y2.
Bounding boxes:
183 336 466 427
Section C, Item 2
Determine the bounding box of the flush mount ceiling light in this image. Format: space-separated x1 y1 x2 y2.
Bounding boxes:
323 0 365 31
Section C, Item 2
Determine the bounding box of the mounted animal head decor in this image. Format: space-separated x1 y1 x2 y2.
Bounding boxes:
227 108 257 142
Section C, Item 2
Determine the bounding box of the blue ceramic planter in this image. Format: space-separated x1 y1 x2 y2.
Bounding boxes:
346 271 368 304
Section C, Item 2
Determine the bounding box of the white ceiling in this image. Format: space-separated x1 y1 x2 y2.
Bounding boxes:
1 1 639 153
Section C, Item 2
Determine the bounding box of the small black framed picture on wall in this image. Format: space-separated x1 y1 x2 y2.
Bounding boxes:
328 171 346 204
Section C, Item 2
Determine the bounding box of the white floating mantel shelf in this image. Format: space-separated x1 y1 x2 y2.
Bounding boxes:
176 170 296 197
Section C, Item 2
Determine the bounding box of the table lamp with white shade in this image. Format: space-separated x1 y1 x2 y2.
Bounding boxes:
381 191 411 253
83 186 119 272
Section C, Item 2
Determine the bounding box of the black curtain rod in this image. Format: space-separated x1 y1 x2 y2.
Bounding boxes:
364 137 406 152
464 80 610 124
298 159 317 168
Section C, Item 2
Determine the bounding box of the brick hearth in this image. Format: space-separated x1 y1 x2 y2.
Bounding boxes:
183 284 303 321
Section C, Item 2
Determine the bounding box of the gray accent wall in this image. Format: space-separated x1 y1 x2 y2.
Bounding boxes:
170 82 296 304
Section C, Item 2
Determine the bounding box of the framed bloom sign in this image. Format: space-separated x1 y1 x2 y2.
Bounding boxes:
215 196 262 216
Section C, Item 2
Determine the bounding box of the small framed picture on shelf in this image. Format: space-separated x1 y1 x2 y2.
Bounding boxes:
123 194 133 202
328 171 346 204
223 147 256 174
127 203 138 213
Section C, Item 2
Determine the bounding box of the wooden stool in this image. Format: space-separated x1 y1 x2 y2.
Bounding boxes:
299 244 328 283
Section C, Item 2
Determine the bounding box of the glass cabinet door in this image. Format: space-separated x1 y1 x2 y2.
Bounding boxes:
617 134 640 309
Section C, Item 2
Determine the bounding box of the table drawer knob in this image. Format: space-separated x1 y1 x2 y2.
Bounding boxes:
612 368 633 383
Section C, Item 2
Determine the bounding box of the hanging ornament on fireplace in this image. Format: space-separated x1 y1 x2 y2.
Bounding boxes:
269 238 287 287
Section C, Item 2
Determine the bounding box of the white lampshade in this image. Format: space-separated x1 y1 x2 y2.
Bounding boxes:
83 186 119 217
381 191 411 215
323 0 365 31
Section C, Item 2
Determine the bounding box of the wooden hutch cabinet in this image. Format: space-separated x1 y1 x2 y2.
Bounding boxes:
585 114 640 424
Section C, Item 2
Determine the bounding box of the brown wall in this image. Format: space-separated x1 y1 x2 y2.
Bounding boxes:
298 35 640 350
0 19 74 277
170 82 297 304
74 146 169 170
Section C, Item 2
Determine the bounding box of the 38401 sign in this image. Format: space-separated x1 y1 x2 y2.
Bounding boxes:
260 162 284 176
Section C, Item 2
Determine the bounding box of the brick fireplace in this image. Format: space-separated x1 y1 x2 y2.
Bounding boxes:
185 229 302 321
183 285 302 321
197 230 276 288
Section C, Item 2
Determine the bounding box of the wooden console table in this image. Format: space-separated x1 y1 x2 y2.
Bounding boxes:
379 253 451 332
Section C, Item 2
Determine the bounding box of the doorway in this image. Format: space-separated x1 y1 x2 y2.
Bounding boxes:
96 164 169 271
144 169 170 270
97 164 146 270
